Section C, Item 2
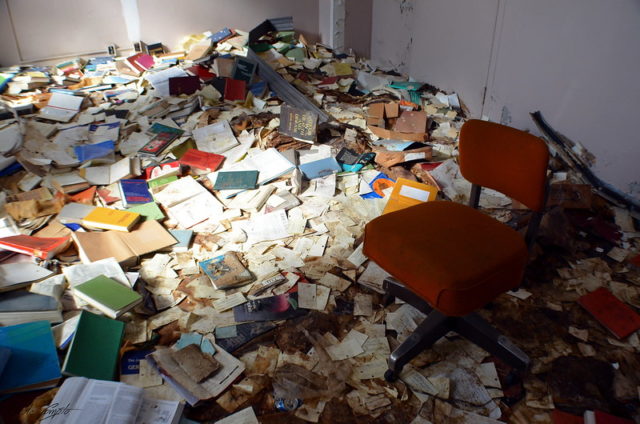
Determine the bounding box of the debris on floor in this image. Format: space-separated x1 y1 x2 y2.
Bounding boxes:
0 17 639 424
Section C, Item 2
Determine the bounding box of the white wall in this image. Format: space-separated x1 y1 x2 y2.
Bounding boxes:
371 0 640 199
0 0 131 64
0 0 322 65
345 0 372 58
483 0 640 197
137 0 320 52
407 0 499 117
370 0 415 73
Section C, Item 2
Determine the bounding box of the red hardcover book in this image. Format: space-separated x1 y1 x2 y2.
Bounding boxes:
125 53 146 73
223 78 246 101
97 186 121 204
578 287 640 339
179 149 225 172
585 410 634 424
420 162 443 172
0 235 70 260
144 161 182 180
133 54 154 70
186 65 216 82
168 76 201 96
318 76 338 86
552 410 583 424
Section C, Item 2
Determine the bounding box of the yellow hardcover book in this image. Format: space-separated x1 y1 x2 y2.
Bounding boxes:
81 207 141 232
382 178 438 215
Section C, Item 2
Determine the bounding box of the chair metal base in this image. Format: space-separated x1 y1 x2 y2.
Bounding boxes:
383 277 531 382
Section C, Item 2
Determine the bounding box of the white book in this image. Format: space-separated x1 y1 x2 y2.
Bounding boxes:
146 341 244 406
82 157 141 186
47 172 87 188
243 148 295 185
40 92 84 122
153 176 207 208
167 191 223 229
57 202 97 224
0 262 53 291
62 257 130 288
192 120 239 154
43 376 183 424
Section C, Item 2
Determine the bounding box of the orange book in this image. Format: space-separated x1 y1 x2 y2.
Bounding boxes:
0 235 70 260
382 178 438 215
82 207 140 232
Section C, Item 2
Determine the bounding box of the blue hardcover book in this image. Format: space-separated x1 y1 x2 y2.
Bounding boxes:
74 140 115 163
360 172 396 199
298 157 342 180
0 321 61 393
119 349 153 385
0 346 10 377
119 179 153 207
0 72 16 93
248 81 268 97
210 27 233 43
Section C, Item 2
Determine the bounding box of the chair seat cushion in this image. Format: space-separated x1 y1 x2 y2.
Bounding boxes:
364 201 528 316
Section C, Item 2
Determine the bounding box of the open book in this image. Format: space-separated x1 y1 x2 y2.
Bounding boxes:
72 220 177 266
42 376 183 424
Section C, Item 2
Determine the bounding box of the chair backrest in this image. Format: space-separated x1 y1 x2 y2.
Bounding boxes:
459 119 549 212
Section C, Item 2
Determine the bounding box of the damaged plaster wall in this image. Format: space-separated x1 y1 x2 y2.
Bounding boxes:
370 0 640 199
0 0 321 64
482 0 640 199
320 0 372 58
330 0 346 53
369 0 415 74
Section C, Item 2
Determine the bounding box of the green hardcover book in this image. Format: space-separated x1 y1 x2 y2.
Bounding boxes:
62 310 124 381
147 174 178 189
72 275 142 319
127 202 165 221
213 170 259 190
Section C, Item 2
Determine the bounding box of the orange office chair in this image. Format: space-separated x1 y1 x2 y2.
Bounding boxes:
364 119 549 381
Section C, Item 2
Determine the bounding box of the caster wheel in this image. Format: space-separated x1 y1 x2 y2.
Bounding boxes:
384 369 398 382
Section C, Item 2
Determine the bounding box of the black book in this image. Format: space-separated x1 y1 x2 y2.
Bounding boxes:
233 293 306 322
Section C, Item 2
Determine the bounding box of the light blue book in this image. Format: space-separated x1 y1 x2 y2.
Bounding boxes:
298 157 342 180
169 230 193 251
